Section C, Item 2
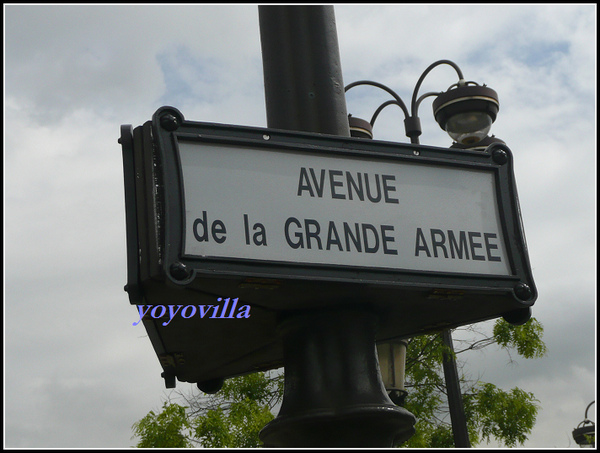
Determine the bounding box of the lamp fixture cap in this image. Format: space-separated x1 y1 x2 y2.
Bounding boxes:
432 84 499 131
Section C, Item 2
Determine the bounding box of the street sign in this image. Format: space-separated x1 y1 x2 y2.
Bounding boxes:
121 106 536 387
178 140 510 276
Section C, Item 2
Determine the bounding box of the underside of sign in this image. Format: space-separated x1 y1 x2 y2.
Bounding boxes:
120 106 536 387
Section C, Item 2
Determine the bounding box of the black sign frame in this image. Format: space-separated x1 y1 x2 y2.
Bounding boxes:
121 106 537 385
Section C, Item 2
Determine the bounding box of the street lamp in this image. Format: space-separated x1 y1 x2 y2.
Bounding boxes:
573 401 595 447
377 340 408 406
346 60 502 447
345 59 502 149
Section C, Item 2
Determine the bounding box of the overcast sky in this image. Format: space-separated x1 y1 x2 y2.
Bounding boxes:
4 4 596 448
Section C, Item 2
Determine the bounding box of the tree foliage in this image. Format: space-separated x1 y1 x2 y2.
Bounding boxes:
190 372 282 448
131 401 192 448
493 316 547 359
468 383 539 447
132 318 546 448
401 317 545 448
131 371 283 448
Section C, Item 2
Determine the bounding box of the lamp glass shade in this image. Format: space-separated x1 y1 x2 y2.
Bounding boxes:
445 111 493 145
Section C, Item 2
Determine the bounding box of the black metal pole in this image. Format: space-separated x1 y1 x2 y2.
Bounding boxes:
258 5 415 447
442 329 471 447
259 5 349 136
260 308 416 447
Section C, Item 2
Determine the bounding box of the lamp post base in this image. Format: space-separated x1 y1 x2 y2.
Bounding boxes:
260 406 415 448
259 307 416 447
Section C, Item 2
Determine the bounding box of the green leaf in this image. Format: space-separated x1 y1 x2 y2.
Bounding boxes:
493 318 547 359
131 401 192 448
471 383 539 447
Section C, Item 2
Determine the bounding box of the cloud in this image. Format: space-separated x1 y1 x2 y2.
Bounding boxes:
5 5 262 126
4 3 596 448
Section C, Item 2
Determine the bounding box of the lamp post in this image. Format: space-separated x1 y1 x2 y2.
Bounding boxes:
258 6 416 447
441 330 471 447
121 5 535 449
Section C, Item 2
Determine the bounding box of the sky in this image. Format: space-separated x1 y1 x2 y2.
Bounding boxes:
4 3 596 448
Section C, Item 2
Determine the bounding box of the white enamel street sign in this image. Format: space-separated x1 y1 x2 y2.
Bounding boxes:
178 141 511 276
